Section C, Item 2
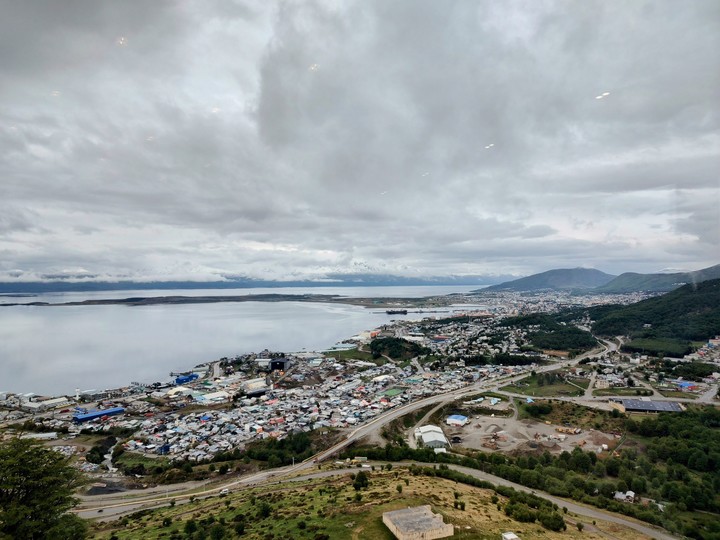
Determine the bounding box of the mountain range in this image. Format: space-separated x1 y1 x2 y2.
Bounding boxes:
480 268 616 292
0 273 513 295
477 264 720 294
594 264 720 293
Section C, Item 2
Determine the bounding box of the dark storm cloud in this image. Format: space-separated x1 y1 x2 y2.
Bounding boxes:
1 0 718 281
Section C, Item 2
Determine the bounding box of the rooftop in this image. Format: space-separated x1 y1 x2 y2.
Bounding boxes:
383 505 453 539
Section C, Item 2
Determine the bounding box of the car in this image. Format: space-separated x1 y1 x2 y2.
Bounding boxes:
219 488 229 496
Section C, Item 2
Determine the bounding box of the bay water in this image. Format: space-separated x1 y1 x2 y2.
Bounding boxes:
0 286 475 395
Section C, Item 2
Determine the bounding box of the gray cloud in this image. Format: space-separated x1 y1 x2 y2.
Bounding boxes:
1 0 718 281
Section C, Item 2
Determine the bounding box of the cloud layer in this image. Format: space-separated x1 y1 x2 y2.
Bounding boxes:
2 0 718 281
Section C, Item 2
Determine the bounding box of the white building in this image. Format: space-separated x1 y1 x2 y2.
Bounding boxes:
415 425 449 448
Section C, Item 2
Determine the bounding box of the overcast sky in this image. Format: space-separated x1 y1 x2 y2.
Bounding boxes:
1 0 718 282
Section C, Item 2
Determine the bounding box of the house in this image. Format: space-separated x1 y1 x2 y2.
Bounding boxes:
614 490 635 503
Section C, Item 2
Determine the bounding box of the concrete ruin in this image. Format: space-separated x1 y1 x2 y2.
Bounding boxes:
382 505 454 540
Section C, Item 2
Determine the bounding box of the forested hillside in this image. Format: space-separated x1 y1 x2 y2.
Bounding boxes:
502 313 597 353
590 279 720 341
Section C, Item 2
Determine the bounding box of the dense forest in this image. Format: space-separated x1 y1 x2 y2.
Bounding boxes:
369 337 430 360
590 279 720 342
502 313 597 352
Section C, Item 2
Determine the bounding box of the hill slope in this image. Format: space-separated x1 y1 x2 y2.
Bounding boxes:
595 264 720 293
590 278 720 342
480 268 616 292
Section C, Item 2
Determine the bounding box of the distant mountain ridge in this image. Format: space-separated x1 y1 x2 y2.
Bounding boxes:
480 268 616 292
594 264 720 293
0 273 513 295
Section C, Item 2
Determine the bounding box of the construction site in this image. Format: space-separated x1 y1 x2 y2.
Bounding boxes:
443 412 618 455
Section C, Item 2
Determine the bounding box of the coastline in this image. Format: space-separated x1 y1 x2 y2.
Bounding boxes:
0 292 454 309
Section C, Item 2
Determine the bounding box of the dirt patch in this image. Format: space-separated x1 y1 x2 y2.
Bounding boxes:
452 414 620 456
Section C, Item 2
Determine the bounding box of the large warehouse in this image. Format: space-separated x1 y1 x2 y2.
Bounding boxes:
73 407 125 424
609 399 683 414
415 425 449 448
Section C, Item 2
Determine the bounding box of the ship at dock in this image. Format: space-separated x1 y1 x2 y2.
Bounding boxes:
385 309 408 315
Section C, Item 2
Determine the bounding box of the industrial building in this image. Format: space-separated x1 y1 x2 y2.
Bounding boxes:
446 414 468 427
383 505 454 540
175 373 199 385
73 407 125 424
415 425 449 448
609 399 683 414
270 358 291 372
243 377 269 397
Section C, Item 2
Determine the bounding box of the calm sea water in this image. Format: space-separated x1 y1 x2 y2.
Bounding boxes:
0 286 476 396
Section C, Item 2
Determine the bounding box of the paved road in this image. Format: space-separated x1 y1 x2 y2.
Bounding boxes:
77 461 680 539
441 463 680 540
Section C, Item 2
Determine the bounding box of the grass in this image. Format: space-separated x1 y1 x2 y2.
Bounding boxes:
90 470 648 540
622 337 690 358
324 348 386 365
114 451 169 471
515 400 627 432
592 388 653 397
501 374 583 397
656 389 699 399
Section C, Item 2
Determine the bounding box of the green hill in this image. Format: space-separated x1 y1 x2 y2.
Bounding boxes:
480 268 616 292
590 278 720 356
595 263 720 293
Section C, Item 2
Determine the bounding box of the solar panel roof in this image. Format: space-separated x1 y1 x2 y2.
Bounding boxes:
620 399 682 412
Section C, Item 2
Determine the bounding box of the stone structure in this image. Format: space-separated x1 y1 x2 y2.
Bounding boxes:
382 505 454 540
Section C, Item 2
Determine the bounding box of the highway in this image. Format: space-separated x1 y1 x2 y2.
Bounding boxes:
76 460 680 539
73 340 703 540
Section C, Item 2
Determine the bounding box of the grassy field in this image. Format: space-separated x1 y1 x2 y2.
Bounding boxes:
622 338 690 358
501 374 583 397
91 469 652 540
515 400 627 432
569 378 591 389
592 388 653 397
655 389 699 400
323 348 386 365
114 452 170 472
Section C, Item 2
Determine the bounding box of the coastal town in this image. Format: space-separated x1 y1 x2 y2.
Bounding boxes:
1 290 718 482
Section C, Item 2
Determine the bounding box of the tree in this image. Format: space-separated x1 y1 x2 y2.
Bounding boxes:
353 470 369 491
185 519 198 535
0 438 88 539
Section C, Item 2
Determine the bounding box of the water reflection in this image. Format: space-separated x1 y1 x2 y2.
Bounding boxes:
0 300 390 395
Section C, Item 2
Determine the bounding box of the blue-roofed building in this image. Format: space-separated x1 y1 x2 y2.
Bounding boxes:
446 414 468 427
175 373 199 385
73 407 125 424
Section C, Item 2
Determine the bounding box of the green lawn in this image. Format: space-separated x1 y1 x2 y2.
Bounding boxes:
656 389 699 400
114 451 169 472
324 348 386 365
501 378 583 398
592 388 653 397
